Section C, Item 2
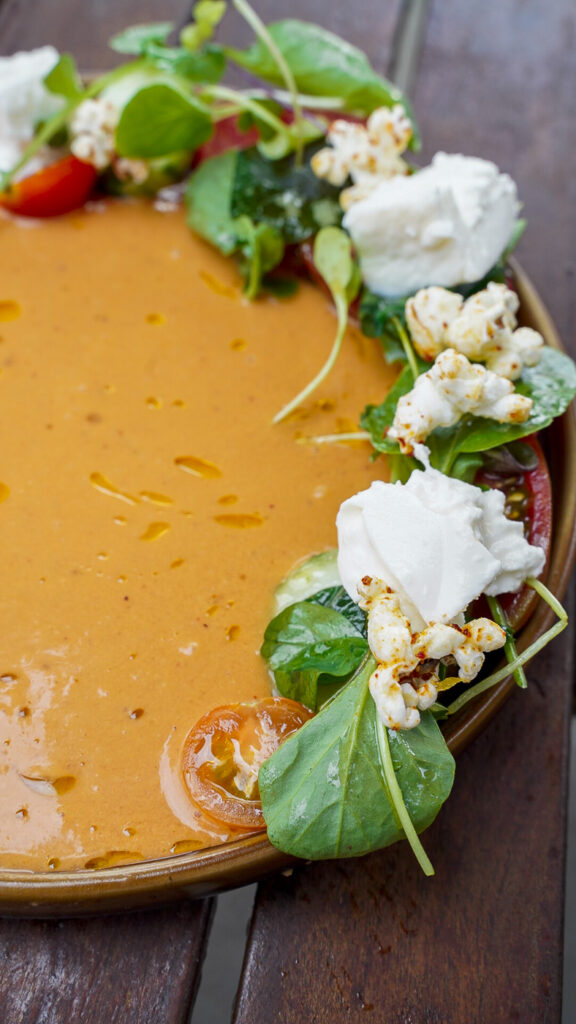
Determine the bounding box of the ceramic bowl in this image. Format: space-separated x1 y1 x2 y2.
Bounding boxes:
1 262 574 916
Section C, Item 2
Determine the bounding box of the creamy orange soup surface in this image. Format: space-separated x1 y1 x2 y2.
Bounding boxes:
0 198 395 871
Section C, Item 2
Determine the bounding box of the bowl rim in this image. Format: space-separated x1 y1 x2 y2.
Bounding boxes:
1 258 575 916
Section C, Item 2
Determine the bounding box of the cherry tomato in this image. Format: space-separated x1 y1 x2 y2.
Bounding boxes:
193 116 260 165
474 433 552 628
182 697 314 829
0 156 98 218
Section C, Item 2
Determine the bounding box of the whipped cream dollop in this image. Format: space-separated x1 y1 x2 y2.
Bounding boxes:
0 47 64 175
343 152 520 297
336 448 545 630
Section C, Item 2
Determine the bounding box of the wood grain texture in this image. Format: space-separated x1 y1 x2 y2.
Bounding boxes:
0 0 403 72
413 0 576 344
234 620 573 1024
0 901 214 1023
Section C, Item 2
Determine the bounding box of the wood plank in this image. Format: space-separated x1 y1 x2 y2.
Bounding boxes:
234 621 573 1023
0 902 214 1023
413 0 576 344
0 0 403 70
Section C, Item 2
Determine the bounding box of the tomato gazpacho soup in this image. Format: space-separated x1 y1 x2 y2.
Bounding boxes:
0 199 393 870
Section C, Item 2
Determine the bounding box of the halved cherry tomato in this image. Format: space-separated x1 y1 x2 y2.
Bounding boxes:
474 433 552 628
182 697 313 830
0 156 98 218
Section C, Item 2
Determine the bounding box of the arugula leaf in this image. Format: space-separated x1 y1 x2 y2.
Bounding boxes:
44 54 83 100
230 142 342 244
262 601 368 710
110 22 175 55
227 19 418 145
185 149 239 254
259 657 455 859
116 83 212 159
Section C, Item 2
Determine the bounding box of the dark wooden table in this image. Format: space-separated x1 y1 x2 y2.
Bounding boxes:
1 1 575 1020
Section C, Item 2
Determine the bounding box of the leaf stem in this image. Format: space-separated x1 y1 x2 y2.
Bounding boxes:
231 0 305 163
447 578 567 716
392 316 419 383
249 87 344 111
273 293 348 424
487 595 527 688
202 83 290 137
376 717 435 877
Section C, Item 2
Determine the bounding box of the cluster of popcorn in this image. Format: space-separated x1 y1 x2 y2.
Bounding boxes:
70 98 118 170
311 104 412 210
358 578 505 730
389 348 533 454
406 282 544 379
70 98 148 183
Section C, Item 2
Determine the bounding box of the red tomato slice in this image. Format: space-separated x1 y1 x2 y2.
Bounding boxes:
474 433 552 628
182 697 314 829
0 156 98 218
193 116 260 165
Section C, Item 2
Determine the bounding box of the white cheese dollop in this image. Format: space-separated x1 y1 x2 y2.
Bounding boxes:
0 47 64 174
336 450 545 630
343 152 520 297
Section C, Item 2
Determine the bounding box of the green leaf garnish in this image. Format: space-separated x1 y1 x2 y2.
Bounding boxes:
115 83 213 158
446 579 568 716
273 226 359 422
44 54 83 100
487 595 527 689
227 18 418 145
259 656 455 859
181 1 227 52
230 142 342 243
233 216 285 299
261 601 368 710
110 22 175 55
231 0 306 162
185 149 239 254
358 289 410 364
144 42 226 83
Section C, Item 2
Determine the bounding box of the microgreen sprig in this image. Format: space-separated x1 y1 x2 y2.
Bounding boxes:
230 0 305 162
487 595 527 689
273 226 360 423
376 716 435 876
447 578 567 716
